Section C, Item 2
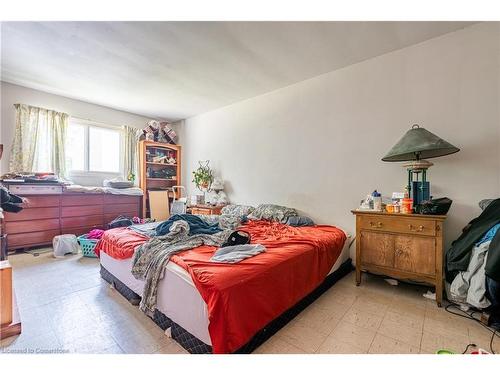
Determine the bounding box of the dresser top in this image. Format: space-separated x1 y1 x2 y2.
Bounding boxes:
351 209 447 220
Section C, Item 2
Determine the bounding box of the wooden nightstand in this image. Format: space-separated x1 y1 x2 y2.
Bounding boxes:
188 204 226 216
352 210 446 306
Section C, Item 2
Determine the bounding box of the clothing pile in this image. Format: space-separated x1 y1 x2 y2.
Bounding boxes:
446 198 500 326
131 214 266 313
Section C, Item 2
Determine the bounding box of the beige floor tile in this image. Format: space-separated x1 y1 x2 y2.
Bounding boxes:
254 335 307 354
7 251 485 355
153 339 189 354
351 295 389 317
317 336 367 354
388 300 426 319
342 307 383 331
63 333 119 354
383 310 424 331
420 331 471 354
377 318 422 347
276 319 328 353
294 304 341 335
423 316 469 339
368 333 420 354
327 321 376 352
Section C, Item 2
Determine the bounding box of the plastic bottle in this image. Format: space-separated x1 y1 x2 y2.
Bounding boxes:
372 190 382 211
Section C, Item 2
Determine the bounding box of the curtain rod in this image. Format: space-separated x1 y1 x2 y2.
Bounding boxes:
71 116 126 129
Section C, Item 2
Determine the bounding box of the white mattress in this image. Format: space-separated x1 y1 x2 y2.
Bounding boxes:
100 233 352 346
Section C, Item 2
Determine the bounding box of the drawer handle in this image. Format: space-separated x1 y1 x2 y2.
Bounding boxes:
369 221 383 228
408 224 424 232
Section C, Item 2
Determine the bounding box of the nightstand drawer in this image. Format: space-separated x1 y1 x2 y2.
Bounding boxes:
191 208 212 215
359 215 436 236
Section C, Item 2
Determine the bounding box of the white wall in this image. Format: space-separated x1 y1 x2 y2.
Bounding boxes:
0 82 155 185
180 22 500 253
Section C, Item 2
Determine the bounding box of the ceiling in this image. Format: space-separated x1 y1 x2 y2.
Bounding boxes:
1 21 474 121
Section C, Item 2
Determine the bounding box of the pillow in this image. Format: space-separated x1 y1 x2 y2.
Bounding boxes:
218 214 244 230
221 204 255 217
197 214 243 231
285 216 315 227
248 204 298 223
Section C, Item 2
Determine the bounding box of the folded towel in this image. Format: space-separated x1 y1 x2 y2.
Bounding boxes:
210 244 266 263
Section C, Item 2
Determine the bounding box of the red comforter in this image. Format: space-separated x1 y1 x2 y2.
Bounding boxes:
95 220 346 353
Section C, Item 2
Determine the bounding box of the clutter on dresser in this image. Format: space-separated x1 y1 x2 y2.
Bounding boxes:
357 190 385 211
139 120 178 144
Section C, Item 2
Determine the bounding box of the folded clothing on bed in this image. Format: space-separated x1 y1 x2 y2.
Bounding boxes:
210 244 266 263
155 214 221 236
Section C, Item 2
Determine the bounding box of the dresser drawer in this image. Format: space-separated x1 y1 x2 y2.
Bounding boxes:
359 215 436 236
61 205 103 217
191 208 212 215
3 207 60 222
5 219 60 234
104 195 140 205
104 203 139 215
8 230 60 248
62 194 103 206
61 215 104 229
21 195 61 208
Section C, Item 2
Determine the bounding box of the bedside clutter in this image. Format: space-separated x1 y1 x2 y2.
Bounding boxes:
352 210 446 306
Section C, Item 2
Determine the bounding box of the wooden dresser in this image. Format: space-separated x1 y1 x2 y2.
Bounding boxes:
352 210 446 306
3 192 141 251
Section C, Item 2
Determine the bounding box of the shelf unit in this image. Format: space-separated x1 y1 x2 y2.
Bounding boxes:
139 140 181 218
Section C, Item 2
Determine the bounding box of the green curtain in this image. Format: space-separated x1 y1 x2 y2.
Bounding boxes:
10 104 69 177
122 125 139 185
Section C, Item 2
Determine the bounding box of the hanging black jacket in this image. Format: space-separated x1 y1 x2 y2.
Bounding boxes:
445 198 500 282
0 186 24 213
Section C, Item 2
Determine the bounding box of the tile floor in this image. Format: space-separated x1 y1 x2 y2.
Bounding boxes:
1 250 497 354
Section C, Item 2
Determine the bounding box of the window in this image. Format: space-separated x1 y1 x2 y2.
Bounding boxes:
66 119 122 174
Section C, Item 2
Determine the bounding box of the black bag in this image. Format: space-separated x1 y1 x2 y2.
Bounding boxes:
108 215 134 229
221 231 251 248
415 197 452 215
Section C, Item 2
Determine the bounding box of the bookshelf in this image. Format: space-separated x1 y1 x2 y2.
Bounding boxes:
138 140 181 218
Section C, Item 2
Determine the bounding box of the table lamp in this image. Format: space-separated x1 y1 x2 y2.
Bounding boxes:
382 124 459 206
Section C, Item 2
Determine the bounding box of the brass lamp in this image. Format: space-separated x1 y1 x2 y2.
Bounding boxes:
382 124 460 206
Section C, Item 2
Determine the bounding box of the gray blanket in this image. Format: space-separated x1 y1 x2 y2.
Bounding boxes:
132 220 232 314
210 244 266 263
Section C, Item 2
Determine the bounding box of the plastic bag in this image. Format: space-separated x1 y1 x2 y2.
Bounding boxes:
53 234 79 258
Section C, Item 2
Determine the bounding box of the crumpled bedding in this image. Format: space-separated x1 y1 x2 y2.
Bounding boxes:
131 220 232 314
95 219 347 354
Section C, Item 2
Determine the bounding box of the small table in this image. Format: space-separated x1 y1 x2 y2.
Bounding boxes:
352 210 446 306
188 204 226 216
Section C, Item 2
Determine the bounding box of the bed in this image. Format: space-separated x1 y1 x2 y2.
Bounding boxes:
96 219 351 354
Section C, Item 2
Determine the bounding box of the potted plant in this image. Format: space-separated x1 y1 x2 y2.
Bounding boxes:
192 160 213 191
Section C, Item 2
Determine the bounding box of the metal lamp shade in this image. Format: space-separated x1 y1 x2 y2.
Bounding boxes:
382 125 460 162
